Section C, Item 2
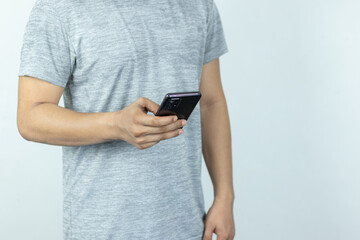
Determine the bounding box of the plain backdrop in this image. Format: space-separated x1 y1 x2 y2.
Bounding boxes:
1 0 360 239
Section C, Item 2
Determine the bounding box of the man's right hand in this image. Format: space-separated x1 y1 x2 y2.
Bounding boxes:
113 97 187 150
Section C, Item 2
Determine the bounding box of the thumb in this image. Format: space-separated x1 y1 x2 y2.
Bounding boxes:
137 97 160 115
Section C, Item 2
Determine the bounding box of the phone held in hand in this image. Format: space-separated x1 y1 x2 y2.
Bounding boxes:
155 91 202 120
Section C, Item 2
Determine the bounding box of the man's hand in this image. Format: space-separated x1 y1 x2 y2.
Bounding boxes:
202 197 235 240
114 97 187 149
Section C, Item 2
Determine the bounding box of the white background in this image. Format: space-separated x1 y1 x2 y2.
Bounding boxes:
1 0 360 239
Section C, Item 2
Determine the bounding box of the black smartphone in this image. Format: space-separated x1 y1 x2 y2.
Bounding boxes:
155 91 202 121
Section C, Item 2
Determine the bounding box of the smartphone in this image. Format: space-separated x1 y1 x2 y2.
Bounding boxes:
155 91 202 121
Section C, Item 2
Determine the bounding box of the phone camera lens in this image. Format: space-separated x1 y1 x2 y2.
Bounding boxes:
167 98 180 109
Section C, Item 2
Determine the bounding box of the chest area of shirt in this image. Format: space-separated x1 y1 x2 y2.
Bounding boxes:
69 1 207 67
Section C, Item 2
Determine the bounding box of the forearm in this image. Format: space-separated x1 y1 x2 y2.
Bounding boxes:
18 103 118 146
201 98 234 202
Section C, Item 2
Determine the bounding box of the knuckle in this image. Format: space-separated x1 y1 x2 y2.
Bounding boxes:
132 127 143 137
138 97 146 103
160 125 168 132
133 115 140 124
148 118 155 125
134 137 145 144
133 131 140 137
173 129 181 136
152 118 160 126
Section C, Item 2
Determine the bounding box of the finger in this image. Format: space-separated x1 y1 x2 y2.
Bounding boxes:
140 119 186 135
137 97 160 115
136 141 158 150
203 222 215 240
137 113 178 127
216 228 233 240
202 225 215 240
135 128 184 144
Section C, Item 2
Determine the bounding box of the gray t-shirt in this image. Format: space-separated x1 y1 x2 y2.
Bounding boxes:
18 0 228 239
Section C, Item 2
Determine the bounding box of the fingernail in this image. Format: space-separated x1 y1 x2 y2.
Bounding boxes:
173 116 178 121
178 129 184 135
182 120 187 126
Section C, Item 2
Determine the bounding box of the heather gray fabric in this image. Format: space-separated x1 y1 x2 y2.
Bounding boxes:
18 0 228 239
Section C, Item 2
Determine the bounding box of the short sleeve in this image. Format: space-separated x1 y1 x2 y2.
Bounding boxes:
18 0 74 88
203 0 229 65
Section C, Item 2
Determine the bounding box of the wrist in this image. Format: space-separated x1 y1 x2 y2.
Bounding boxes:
214 191 235 204
106 111 124 141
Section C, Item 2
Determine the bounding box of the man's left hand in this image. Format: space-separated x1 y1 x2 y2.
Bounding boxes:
202 197 235 240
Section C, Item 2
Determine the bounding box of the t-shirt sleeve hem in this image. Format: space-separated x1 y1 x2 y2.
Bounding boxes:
18 69 68 88
202 45 229 65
